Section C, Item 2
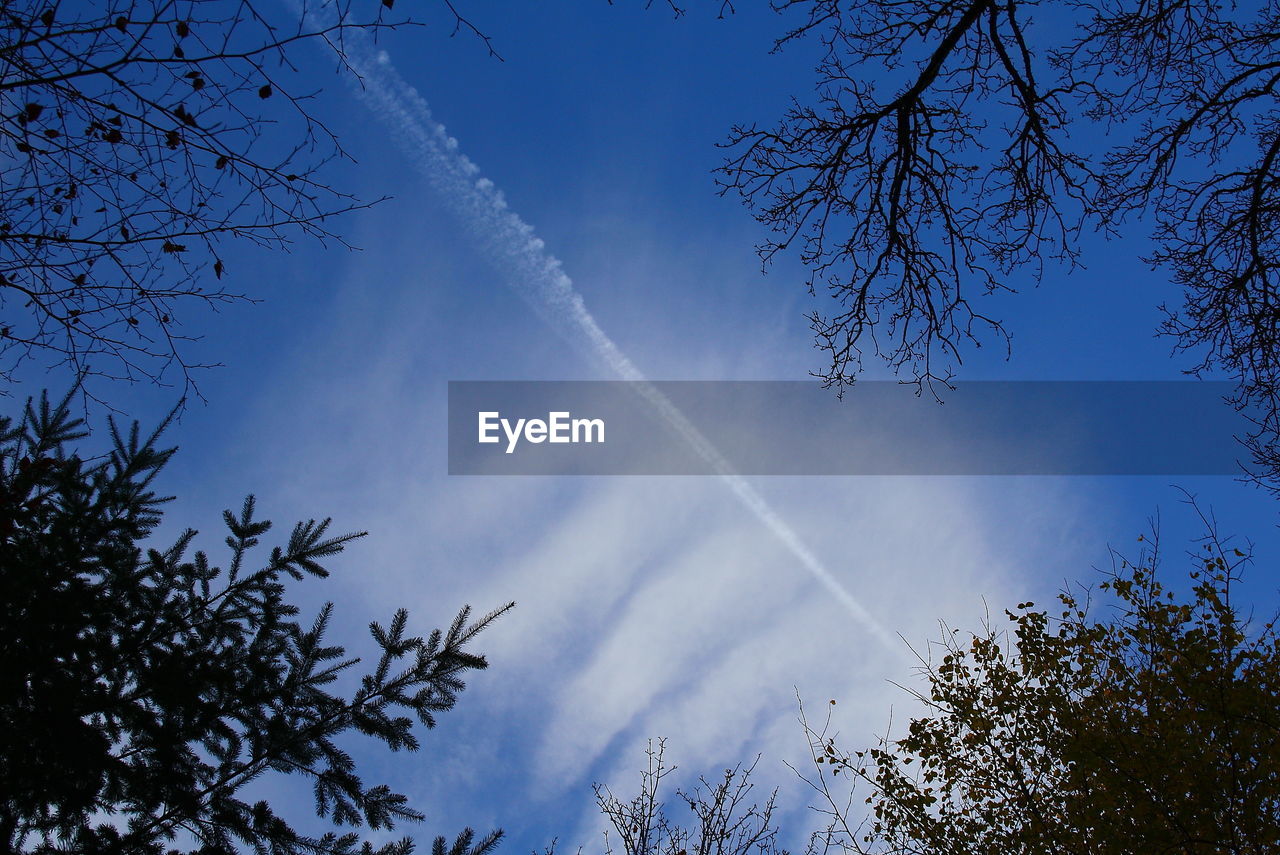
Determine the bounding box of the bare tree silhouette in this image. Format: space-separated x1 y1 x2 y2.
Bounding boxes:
0 0 490 394
552 740 785 855
719 0 1280 472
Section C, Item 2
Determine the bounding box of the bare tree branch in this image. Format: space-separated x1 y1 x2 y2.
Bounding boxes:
0 0 492 397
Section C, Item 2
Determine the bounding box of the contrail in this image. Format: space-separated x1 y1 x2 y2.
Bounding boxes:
326 28 896 652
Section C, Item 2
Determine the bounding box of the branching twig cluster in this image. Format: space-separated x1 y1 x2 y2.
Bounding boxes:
719 0 1280 454
0 0 489 395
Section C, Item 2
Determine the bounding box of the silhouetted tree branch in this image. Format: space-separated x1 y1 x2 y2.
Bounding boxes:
719 0 1280 472
0 0 490 394
566 740 785 855
0 390 513 854
720 0 1093 390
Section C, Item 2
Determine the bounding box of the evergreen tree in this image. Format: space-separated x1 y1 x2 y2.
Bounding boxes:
0 391 511 855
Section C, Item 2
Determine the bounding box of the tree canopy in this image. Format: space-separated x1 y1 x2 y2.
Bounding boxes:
0 391 512 855
796 510 1280 854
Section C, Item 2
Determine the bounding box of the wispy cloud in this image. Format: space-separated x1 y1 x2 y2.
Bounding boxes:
319 22 896 650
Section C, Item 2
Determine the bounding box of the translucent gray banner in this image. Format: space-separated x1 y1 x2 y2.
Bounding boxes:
447 381 1247 475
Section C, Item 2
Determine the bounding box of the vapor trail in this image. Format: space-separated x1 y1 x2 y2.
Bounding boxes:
330 32 896 652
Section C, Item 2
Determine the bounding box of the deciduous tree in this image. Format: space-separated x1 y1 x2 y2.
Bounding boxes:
798 509 1280 854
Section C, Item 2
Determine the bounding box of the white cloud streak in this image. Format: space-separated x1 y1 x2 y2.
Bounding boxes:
321 25 897 651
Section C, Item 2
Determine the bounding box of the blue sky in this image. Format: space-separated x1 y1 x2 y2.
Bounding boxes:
25 2 1280 852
